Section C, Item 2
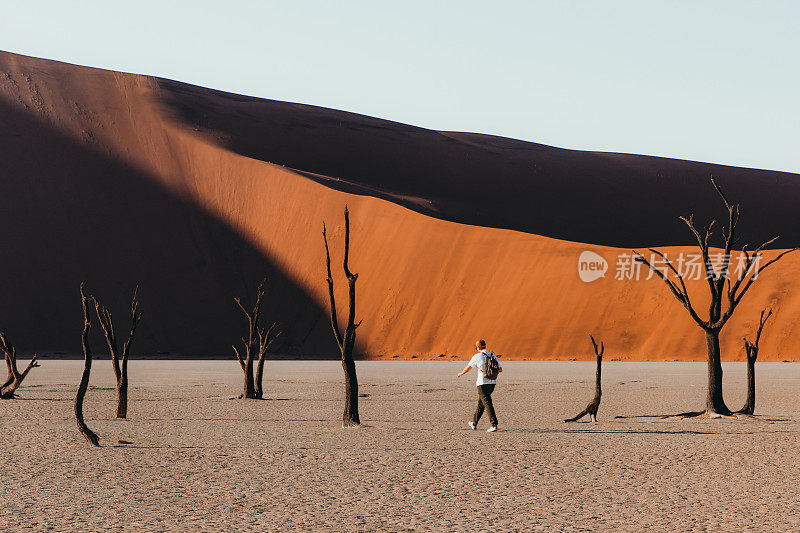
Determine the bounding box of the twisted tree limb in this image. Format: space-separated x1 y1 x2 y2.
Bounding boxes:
75 284 100 447
564 334 604 423
0 333 40 399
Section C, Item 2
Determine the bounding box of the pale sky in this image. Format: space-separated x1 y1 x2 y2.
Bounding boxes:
2 1 798 173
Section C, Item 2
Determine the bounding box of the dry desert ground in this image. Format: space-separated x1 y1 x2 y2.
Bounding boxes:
2 360 800 531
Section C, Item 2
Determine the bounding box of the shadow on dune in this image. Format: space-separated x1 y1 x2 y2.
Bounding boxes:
156 79 800 249
0 98 340 358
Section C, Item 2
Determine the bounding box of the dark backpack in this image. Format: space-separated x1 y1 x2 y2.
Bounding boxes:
482 353 500 380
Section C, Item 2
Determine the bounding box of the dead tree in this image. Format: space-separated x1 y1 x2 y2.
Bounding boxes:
635 177 796 416
323 206 363 427
75 284 100 447
564 334 604 423
233 278 279 399
737 308 772 415
94 287 143 419
0 334 40 399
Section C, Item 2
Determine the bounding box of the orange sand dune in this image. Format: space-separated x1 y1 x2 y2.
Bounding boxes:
1 50 799 360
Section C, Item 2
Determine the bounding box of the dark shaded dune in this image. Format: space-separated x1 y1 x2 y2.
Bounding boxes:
156 79 800 249
4 49 800 362
0 97 336 357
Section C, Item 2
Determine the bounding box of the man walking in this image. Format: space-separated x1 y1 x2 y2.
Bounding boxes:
457 339 501 432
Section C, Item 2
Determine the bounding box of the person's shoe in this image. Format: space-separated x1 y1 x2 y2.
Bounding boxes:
486 426 498 432
468 421 476 430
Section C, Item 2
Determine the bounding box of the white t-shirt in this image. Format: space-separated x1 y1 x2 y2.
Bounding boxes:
468 350 501 386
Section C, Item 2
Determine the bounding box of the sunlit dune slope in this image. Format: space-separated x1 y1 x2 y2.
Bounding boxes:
1 50 799 360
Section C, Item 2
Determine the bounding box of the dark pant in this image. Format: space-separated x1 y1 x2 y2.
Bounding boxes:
473 384 498 427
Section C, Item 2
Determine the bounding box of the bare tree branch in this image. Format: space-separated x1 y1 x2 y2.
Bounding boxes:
233 278 279 399
93 286 142 418
634 250 707 328
232 345 245 372
720 245 796 327
323 222 344 350
323 206 362 427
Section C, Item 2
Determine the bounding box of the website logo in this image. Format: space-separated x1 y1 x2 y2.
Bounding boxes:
578 251 608 283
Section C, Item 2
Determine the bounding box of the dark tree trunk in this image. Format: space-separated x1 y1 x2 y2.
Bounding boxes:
342 342 360 427
736 308 770 415
255 323 278 399
341 249 361 427
243 357 256 399
565 334 603 423
738 348 756 415
705 330 731 415
254 333 271 400
116 371 128 419
75 285 100 447
323 207 363 427
254 357 265 399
